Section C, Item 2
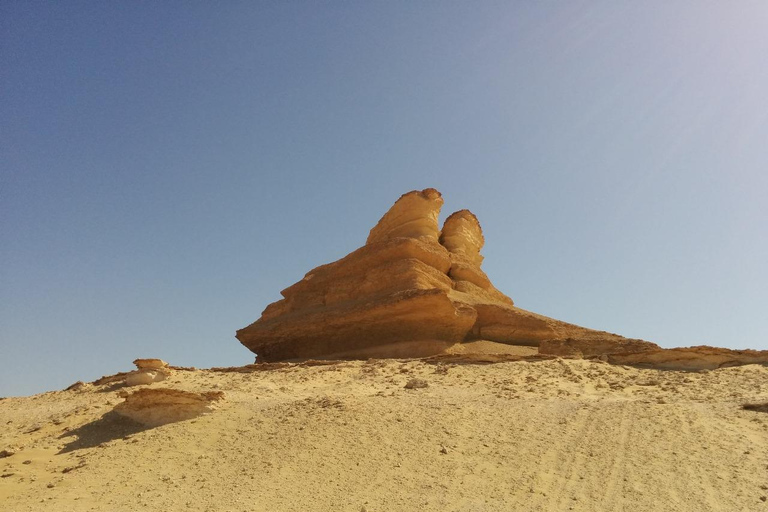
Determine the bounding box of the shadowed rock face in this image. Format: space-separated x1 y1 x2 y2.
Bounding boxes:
114 388 225 427
236 188 642 361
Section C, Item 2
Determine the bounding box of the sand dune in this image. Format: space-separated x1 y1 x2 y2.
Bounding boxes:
2 357 767 511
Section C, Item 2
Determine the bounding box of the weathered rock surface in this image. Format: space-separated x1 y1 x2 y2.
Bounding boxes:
133 358 168 370
606 346 768 371
125 358 171 386
237 188 639 361
440 209 485 267
540 340 768 370
366 188 443 244
114 388 225 427
539 337 661 358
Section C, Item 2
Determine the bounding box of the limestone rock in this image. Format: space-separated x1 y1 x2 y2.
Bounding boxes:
64 381 91 392
440 209 485 267
236 188 645 361
539 337 660 358
125 370 168 386
606 346 768 371
125 358 171 386
539 341 768 370
114 388 224 427
133 358 168 370
366 188 443 244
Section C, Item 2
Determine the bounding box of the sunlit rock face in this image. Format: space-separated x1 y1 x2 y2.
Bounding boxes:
236 188 635 361
366 188 444 244
124 358 171 386
440 209 485 267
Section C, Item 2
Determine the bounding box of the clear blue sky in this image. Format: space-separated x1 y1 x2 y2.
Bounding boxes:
2 2 767 397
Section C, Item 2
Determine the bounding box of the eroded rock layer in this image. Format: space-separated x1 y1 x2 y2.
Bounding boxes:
366 188 443 244
236 188 639 361
125 358 171 386
606 346 768 371
114 388 224 427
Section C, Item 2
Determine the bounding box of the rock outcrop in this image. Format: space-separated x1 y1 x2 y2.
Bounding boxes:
539 338 660 358
125 358 171 386
539 339 768 370
236 188 637 361
114 388 225 427
605 346 768 371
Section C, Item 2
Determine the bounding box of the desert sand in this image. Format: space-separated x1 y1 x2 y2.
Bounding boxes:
2 353 767 512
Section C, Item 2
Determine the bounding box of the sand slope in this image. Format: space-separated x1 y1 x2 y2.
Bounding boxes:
2 358 767 511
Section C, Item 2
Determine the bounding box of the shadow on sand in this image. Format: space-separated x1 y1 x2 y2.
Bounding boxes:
58 411 150 454
743 402 768 414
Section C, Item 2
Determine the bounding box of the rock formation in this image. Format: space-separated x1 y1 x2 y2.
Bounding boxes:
236 188 637 361
539 338 659 359
604 346 768 371
538 340 768 371
125 358 171 386
114 388 225 427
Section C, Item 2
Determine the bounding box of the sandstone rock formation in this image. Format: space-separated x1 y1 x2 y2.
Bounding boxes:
366 188 444 244
125 358 170 386
133 358 168 370
605 346 768 371
236 188 635 361
538 338 768 370
114 388 225 427
539 338 660 359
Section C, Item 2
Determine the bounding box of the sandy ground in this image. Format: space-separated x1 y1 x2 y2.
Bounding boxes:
1 356 767 512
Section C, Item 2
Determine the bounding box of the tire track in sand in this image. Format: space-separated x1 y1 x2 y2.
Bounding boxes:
598 402 631 511
529 402 600 511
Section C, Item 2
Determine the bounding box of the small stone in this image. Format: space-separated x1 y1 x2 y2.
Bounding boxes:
22 460 31 465
440 445 448 454
404 378 428 390
0 449 14 458
47 482 55 488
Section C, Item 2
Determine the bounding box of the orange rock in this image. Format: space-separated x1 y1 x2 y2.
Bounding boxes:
539 337 659 358
440 209 485 267
236 188 641 361
132 358 168 370
366 188 443 244
606 345 768 371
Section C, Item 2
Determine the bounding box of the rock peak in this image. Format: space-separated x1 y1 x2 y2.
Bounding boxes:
366 188 443 245
236 188 645 361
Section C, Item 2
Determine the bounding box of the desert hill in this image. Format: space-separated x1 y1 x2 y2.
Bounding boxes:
1 356 767 511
